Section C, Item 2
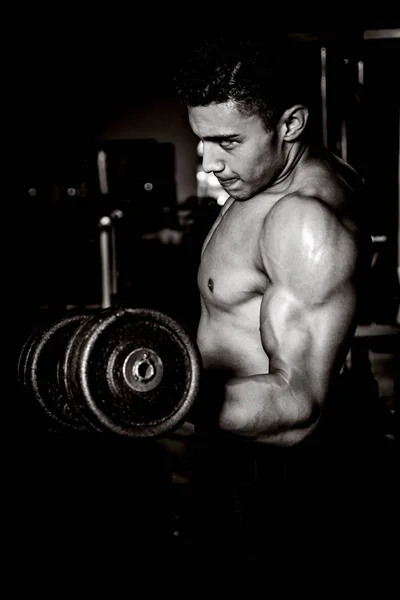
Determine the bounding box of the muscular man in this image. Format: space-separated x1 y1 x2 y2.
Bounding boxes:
173 34 373 552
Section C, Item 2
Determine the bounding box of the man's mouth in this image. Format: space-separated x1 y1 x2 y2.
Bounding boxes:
217 177 239 187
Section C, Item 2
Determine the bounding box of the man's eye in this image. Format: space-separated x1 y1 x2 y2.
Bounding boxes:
220 140 238 149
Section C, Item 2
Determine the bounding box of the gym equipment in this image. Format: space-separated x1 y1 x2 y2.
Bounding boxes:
17 312 91 432
17 307 202 438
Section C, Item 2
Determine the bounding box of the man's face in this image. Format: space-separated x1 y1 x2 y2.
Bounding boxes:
188 101 284 200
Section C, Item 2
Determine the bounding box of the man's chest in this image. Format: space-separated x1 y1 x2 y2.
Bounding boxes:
198 208 270 309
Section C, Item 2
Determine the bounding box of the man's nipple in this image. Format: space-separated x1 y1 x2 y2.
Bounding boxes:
208 278 214 292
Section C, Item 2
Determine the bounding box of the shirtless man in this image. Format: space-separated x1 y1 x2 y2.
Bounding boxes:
173 34 373 551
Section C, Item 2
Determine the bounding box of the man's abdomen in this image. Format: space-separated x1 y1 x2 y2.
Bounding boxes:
196 311 270 376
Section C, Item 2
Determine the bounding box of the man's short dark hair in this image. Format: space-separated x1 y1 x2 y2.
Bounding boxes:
174 33 318 132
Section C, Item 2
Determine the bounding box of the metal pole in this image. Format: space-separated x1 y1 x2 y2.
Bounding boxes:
99 215 112 309
320 47 328 148
97 149 113 308
97 150 109 195
340 118 348 163
110 209 124 298
397 106 400 324
357 59 364 86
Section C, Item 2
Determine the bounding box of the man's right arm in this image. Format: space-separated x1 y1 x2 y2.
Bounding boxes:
213 195 361 446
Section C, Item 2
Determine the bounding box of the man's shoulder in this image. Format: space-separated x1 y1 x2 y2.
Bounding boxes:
264 192 341 232
260 193 359 298
263 191 359 255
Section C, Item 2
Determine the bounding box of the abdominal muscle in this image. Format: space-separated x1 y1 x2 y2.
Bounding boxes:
196 300 270 377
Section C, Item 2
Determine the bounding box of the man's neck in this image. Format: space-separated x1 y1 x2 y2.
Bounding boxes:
271 141 310 193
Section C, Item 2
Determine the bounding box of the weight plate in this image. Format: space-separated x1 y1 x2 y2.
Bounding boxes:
28 313 90 431
17 325 46 393
66 307 202 437
60 315 104 433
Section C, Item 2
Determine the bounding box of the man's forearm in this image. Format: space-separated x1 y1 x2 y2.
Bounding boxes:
219 373 317 446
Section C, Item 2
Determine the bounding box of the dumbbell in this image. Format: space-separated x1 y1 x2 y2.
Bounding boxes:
18 312 89 432
17 307 202 438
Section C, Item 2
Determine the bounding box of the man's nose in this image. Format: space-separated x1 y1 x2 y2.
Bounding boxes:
202 143 224 174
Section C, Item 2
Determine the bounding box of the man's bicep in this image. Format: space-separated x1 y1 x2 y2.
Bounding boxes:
260 194 360 390
260 280 357 405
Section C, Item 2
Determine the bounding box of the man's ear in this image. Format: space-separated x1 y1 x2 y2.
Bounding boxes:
280 105 309 141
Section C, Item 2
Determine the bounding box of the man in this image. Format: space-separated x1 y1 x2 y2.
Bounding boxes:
173 34 375 555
